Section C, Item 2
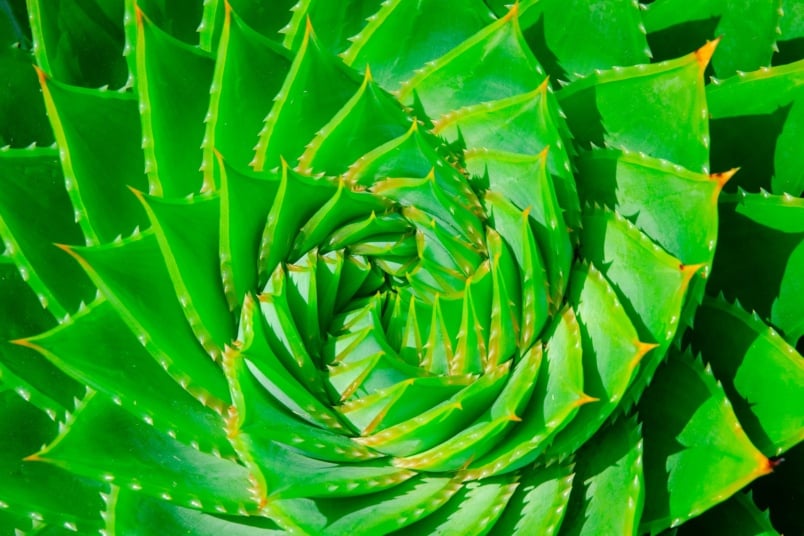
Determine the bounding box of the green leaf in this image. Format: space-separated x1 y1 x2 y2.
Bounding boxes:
638 352 773 534
485 190 549 350
342 0 493 89
133 5 214 196
480 152 574 308
281 0 381 54
575 148 722 268
438 79 580 233
675 492 778 536
298 70 412 176
0 388 106 534
690 297 804 456
61 231 231 409
707 60 804 196
268 475 461 535
398 7 544 119
134 191 235 352
356 363 511 457
493 462 574 536
226 0 295 42
396 475 519 535
27 0 127 88
134 0 204 45
708 191 804 344
37 73 149 244
558 44 711 173
0 42 53 147
519 0 650 82
0 253 54 340
643 0 781 79
18 299 234 456
218 156 280 310
777 0 804 66
546 262 650 458
344 123 483 218
258 166 337 285
202 5 291 183
0 148 94 318
0 342 81 418
252 22 361 172
110 488 287 536
33 394 257 515
466 307 589 478
579 206 697 403
236 293 344 433
393 344 542 472
560 416 644 536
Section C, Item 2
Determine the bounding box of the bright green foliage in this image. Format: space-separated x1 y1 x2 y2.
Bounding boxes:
0 1 802 535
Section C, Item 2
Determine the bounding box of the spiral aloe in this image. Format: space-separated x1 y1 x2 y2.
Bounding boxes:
1 0 802 535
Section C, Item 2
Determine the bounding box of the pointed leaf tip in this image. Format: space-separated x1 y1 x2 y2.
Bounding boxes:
695 38 720 70
505 1 521 20
710 168 738 189
680 263 706 284
33 64 47 84
632 341 659 368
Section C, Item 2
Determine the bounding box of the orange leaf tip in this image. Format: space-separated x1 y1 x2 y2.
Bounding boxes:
574 393 599 408
33 64 47 84
710 167 738 189
680 263 706 284
695 38 720 70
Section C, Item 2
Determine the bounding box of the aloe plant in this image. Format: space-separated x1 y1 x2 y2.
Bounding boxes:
1 0 802 534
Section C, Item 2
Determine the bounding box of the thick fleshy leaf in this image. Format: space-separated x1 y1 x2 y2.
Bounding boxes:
252 22 361 172
0 388 106 534
281 0 381 54
643 0 781 79
60 232 231 408
638 352 773 534
393 344 542 472
689 297 804 456
133 5 214 196
17 300 233 456
466 307 590 478
518 0 650 82
396 475 519 535
111 489 286 536
297 70 413 176
37 72 148 244
0 40 53 147
575 148 722 268
579 206 697 403
493 463 574 536
707 60 804 196
546 263 650 457
675 492 778 536
32 395 256 515
558 43 712 173
708 191 804 344
133 0 204 45
218 156 280 309
397 6 545 118
560 416 644 536
267 476 461 535
27 0 127 88
225 0 295 42
342 0 493 89
202 5 291 182
134 191 235 352
0 148 94 317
